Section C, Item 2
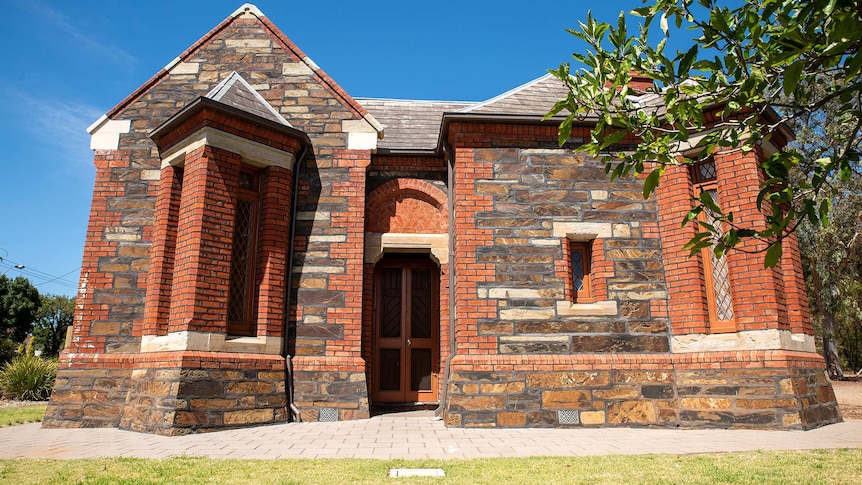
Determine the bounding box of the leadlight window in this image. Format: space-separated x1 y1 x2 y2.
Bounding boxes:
569 240 594 303
228 168 260 336
692 160 736 332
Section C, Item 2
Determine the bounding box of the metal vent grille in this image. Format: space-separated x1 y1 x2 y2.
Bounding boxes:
557 410 580 425
319 408 339 422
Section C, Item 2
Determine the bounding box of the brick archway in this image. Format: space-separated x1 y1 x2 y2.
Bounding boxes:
365 179 448 234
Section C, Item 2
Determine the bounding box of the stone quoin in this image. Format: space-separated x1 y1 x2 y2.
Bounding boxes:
44 3 840 435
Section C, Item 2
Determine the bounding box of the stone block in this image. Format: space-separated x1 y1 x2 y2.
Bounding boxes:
607 401 657 424
736 398 797 409
580 410 606 425
444 413 462 426
500 342 569 354
448 395 506 411
174 411 208 426
480 382 525 394
226 381 273 396
593 388 640 400
527 371 610 389
680 397 732 409
641 385 675 399
542 390 591 409
497 412 527 426
224 408 274 425
527 410 558 425
178 380 224 398
190 398 237 410
614 370 674 384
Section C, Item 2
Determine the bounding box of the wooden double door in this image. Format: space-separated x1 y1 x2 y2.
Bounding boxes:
372 257 439 404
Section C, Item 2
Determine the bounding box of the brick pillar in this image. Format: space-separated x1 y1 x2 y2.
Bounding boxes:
168 145 240 334
655 164 710 335
255 165 293 338
67 150 128 354
451 144 497 355
142 164 183 336
714 148 781 331
326 149 370 358
781 232 812 334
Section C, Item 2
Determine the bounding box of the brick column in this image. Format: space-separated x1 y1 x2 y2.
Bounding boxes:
255 166 293 338
168 145 240 334
714 148 781 331
654 164 710 335
142 165 183 336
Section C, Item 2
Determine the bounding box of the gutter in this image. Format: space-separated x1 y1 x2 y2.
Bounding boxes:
282 142 311 422
437 141 458 420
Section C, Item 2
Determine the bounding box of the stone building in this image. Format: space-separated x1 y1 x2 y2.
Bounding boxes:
44 4 840 434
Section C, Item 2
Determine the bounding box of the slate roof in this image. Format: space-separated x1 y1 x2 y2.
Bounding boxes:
207 72 292 126
355 98 473 150
458 73 569 115
357 73 578 151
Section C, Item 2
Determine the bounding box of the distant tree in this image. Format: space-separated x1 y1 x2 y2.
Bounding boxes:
549 0 862 267
787 73 862 379
32 294 75 358
0 275 40 343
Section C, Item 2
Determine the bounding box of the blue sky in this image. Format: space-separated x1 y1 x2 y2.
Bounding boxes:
0 0 666 297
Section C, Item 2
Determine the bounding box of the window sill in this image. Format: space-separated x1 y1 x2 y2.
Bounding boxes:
555 300 618 317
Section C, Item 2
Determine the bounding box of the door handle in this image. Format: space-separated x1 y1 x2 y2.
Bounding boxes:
407 339 412 346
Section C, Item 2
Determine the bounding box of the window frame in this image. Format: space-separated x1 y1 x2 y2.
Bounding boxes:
227 168 261 336
567 239 595 304
691 161 737 333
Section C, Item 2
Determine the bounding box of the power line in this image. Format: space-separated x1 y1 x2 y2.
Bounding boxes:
0 260 80 289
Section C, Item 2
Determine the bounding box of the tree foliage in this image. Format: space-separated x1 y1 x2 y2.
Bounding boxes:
548 0 862 266
32 294 75 358
0 275 40 343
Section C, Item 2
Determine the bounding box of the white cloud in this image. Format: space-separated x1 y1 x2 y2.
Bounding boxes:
2 88 102 175
17 0 136 65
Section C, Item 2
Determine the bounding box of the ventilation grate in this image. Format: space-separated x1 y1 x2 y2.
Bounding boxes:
319 408 339 422
557 409 580 425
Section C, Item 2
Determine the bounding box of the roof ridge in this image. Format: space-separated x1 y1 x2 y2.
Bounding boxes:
458 73 555 113
356 97 476 105
206 71 292 126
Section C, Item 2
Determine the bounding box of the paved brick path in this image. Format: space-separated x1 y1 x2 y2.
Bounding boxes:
1 413 860 460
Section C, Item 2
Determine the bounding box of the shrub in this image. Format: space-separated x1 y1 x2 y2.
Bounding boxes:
0 354 57 400
0 338 17 365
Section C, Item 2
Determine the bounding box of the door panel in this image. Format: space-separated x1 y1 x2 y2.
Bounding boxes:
373 259 439 403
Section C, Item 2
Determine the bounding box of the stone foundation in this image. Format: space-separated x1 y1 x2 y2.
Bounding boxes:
443 351 841 430
291 356 370 422
46 352 290 435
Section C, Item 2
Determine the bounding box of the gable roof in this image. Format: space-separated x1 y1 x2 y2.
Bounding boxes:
99 3 382 136
458 73 569 115
358 74 571 152
207 71 292 126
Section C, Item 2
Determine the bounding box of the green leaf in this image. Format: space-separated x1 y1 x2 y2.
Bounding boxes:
783 60 803 96
764 242 782 268
598 130 628 151
699 190 721 214
643 167 664 199
558 115 574 146
819 199 831 227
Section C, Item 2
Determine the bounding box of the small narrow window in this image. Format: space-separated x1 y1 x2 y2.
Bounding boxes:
569 240 594 303
691 160 736 332
228 168 260 336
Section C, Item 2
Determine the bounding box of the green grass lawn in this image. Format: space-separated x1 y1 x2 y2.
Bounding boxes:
0 404 45 428
0 450 859 484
